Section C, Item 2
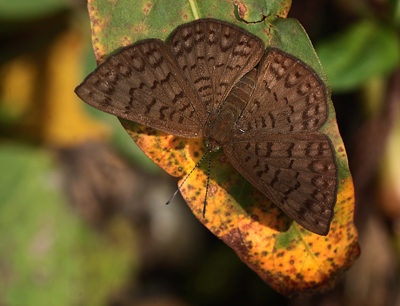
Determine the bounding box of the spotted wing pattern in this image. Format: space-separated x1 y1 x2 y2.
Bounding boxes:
169 19 265 118
224 49 337 235
236 48 328 134
75 39 205 138
225 132 337 235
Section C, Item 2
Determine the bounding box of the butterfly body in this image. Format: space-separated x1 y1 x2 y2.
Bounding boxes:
76 18 338 236
205 68 258 146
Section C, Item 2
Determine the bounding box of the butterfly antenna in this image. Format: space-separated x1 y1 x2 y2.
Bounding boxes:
166 150 209 205
203 149 213 218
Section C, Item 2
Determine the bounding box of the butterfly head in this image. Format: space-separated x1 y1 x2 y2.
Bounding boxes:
204 139 221 153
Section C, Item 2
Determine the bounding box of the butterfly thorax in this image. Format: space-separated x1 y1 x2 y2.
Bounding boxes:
204 68 257 148
204 108 236 147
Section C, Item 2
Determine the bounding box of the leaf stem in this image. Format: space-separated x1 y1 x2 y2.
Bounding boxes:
188 0 200 19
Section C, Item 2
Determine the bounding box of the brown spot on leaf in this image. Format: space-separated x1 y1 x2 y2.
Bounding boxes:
235 1 247 19
296 273 304 280
175 144 185 150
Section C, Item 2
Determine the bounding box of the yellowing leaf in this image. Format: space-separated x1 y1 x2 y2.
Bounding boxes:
84 0 359 296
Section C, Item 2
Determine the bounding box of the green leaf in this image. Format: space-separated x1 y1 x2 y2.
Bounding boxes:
88 0 293 63
316 20 400 93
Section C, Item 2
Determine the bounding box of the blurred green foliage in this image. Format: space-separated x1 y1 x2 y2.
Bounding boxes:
317 20 400 92
0 144 137 306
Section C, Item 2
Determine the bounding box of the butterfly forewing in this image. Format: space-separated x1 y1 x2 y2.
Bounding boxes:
224 132 337 235
75 39 205 138
237 48 328 134
169 19 265 116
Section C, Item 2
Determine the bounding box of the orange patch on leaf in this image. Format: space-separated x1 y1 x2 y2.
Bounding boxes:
121 119 359 296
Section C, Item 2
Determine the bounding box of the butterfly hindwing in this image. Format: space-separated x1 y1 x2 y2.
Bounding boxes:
75 39 205 138
224 131 337 235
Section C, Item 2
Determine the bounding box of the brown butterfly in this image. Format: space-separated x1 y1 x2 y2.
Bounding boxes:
75 18 338 235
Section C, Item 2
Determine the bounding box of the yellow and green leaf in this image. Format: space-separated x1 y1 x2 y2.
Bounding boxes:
84 0 359 296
